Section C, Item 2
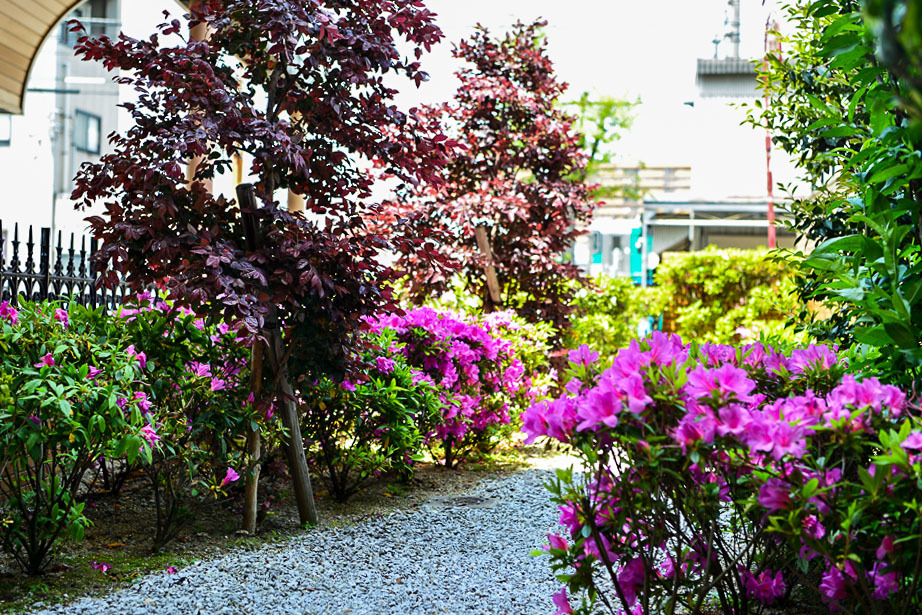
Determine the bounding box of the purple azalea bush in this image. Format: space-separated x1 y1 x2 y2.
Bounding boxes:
366 307 530 467
525 334 917 615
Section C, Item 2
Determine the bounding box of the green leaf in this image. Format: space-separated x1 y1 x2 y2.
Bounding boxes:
802 478 820 499
868 163 909 184
883 322 918 349
818 126 856 138
813 234 862 254
853 325 893 346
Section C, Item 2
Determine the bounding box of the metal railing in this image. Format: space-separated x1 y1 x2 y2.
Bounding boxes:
0 220 128 309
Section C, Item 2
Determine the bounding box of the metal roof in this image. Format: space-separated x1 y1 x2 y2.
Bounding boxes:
0 0 188 114
696 57 757 76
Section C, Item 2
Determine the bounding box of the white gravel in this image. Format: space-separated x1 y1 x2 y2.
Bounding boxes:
30 469 564 615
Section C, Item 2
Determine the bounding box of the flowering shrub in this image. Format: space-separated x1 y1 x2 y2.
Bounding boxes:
117 295 262 550
524 334 914 615
300 330 444 502
366 308 528 467
0 301 148 574
479 310 556 413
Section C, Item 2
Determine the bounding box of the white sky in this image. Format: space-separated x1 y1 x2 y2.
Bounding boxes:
121 0 784 167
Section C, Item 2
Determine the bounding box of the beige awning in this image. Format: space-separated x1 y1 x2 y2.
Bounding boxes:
0 0 83 113
0 0 190 114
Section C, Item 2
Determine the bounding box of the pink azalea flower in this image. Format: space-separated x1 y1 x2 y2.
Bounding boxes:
686 364 755 402
0 301 18 325
140 424 161 445
133 392 152 414
54 308 69 327
167 566 178 574
34 353 55 368
876 535 895 560
522 400 551 444
901 432 922 451
221 467 240 487
92 561 111 574
741 568 786 605
188 362 212 378
87 366 101 380
568 344 599 366
551 588 573 615
758 479 790 511
546 534 569 551
870 563 899 600
210 378 227 392
768 422 807 460
375 356 396 374
127 345 147 369
716 404 751 436
558 504 581 538
819 566 847 603
802 515 826 540
617 557 645 606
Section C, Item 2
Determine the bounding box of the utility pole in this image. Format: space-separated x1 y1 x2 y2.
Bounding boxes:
764 17 781 249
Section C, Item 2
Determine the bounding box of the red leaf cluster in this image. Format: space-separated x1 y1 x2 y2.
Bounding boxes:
70 0 454 376
381 20 597 332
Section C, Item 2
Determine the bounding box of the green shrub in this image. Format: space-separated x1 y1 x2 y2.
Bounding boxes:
745 0 922 389
565 275 657 364
0 301 148 574
654 247 800 345
300 330 444 502
118 295 263 550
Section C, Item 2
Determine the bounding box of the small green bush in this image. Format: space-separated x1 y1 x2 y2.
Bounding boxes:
565 275 657 364
300 330 444 502
0 301 148 574
654 247 800 345
118 295 263 550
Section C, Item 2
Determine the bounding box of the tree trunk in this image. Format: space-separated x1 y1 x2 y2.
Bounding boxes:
474 225 501 311
242 341 264 535
267 328 318 526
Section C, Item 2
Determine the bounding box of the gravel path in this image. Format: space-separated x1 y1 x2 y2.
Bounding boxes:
31 468 563 615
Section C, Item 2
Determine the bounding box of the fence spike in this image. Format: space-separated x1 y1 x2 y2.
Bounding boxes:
24 225 35 275
10 223 20 272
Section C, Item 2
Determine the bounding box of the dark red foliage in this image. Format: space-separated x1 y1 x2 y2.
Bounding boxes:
70 0 455 377
381 20 597 331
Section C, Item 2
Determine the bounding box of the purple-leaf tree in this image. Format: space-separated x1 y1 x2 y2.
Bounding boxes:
69 0 454 526
382 20 597 333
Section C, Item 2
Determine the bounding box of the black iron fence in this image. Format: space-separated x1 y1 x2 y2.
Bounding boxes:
0 220 129 309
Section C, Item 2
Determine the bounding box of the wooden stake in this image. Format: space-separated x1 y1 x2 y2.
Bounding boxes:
242 340 263 535
236 183 318 527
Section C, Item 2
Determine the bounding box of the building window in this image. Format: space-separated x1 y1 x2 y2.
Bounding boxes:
74 110 101 154
663 168 676 192
0 114 11 146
